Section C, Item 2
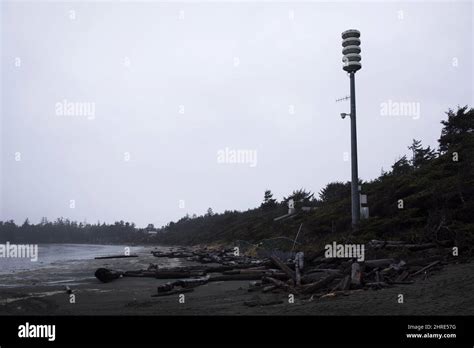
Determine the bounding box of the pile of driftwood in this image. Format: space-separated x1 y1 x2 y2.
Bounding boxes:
94 240 457 302
95 248 268 284
151 247 259 265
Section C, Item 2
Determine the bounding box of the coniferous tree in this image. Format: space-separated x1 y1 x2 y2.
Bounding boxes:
261 190 277 209
283 189 315 206
391 155 411 175
408 139 436 168
319 182 350 204
438 106 474 153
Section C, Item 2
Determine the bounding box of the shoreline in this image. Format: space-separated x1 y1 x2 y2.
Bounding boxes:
1 246 473 315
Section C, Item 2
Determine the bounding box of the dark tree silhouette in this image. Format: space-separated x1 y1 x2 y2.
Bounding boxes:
439 106 474 153
319 182 350 204
408 139 436 168
391 155 411 176
261 190 277 209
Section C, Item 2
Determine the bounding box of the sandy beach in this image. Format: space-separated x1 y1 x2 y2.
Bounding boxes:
1 245 473 316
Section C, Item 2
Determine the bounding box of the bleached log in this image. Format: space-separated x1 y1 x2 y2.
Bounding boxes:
410 260 441 277
209 273 265 281
295 252 304 270
384 243 437 251
270 255 296 281
262 276 293 292
301 272 333 284
340 275 351 290
370 240 405 245
154 271 205 279
351 262 362 286
305 268 342 273
262 285 277 293
395 270 409 282
295 260 301 287
375 271 381 283
95 255 138 260
364 259 395 269
301 273 339 294
174 276 209 288
331 275 350 292
369 240 440 251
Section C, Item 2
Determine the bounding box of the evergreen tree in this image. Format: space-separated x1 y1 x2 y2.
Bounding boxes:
261 190 277 209
283 189 315 206
319 182 350 204
438 106 474 153
391 155 411 175
408 139 436 168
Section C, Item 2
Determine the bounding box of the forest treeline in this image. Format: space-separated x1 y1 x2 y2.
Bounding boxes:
154 105 474 247
0 219 150 244
0 106 472 247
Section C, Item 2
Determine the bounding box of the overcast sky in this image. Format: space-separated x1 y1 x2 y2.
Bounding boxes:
1 0 472 227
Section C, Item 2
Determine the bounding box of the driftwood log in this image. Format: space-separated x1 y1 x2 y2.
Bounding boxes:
152 288 194 297
244 298 284 307
364 259 395 269
410 260 441 277
209 273 267 281
262 276 294 292
95 255 138 260
301 273 339 294
95 268 123 283
351 263 362 286
270 255 296 282
332 275 351 292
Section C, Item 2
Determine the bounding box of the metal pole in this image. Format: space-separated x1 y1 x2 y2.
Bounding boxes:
350 72 360 227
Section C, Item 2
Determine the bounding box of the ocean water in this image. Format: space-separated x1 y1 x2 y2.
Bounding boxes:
0 243 174 287
0 243 141 274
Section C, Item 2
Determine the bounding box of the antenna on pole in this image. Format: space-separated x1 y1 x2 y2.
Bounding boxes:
341 28 362 230
336 95 350 103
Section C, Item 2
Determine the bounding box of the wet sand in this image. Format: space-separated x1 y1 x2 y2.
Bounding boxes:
1 249 473 315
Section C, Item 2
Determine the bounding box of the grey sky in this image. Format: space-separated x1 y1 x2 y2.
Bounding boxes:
1 1 472 227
